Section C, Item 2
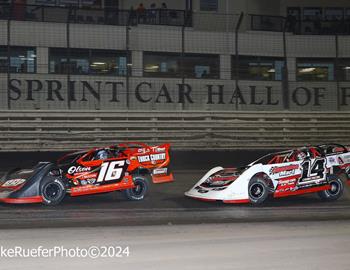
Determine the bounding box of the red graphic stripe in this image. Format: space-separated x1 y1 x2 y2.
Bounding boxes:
0 196 43 204
223 199 250 204
70 182 135 197
274 185 330 198
278 174 302 181
186 194 250 204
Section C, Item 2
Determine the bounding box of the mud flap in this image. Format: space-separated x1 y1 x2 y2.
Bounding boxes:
151 167 174 184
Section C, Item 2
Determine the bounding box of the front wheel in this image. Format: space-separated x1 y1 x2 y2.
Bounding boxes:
248 177 269 205
123 176 149 201
41 178 66 206
318 175 344 202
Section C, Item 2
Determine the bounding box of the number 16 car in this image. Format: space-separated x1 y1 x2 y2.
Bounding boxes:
0 142 173 205
185 144 350 205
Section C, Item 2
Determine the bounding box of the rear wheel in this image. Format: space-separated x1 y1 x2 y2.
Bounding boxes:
123 176 149 201
41 178 66 206
248 177 269 205
318 175 344 202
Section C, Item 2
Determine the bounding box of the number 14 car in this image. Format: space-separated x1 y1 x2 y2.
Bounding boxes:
185 144 350 205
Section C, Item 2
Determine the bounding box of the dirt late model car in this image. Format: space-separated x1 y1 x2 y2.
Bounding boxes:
185 144 350 205
0 142 173 205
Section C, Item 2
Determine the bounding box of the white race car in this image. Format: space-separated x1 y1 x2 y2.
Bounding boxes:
185 144 350 205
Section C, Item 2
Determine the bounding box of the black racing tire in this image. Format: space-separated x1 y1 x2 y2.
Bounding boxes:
248 177 269 205
123 176 149 201
41 178 66 206
318 175 344 202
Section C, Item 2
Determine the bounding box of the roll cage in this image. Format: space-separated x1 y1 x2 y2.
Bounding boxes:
250 144 348 166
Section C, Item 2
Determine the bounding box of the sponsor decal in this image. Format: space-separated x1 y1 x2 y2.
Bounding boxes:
195 186 209 194
152 146 166 153
81 180 88 186
73 179 80 185
77 172 98 180
138 156 150 163
327 157 336 164
80 179 96 186
86 179 96 184
137 148 149 154
211 175 238 182
138 153 166 163
137 146 165 154
276 187 295 193
278 179 297 186
153 168 168 175
270 164 299 178
212 187 228 191
342 154 350 164
67 166 92 174
200 174 235 188
2 178 26 187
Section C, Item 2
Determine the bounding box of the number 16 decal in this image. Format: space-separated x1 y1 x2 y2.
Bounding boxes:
97 160 126 183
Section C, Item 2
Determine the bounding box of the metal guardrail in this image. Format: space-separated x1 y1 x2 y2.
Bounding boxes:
250 14 350 35
295 20 350 35
0 110 349 151
2 4 350 35
0 3 191 27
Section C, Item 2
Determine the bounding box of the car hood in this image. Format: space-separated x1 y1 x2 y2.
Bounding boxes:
198 167 246 189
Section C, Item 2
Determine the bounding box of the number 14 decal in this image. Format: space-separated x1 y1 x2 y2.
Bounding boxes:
300 158 326 183
97 160 126 183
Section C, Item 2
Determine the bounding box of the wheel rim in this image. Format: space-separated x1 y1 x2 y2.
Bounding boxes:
131 180 145 196
43 182 61 200
249 183 264 199
328 181 340 195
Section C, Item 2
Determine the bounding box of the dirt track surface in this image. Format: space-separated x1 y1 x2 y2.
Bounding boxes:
0 150 349 229
1 221 349 270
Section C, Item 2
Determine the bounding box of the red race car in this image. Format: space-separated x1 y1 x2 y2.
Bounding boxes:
0 142 173 205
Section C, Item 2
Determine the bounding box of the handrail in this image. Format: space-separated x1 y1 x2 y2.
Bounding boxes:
250 13 350 35
0 3 191 27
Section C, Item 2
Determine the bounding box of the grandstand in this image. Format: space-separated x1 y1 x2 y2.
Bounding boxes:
0 0 349 150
